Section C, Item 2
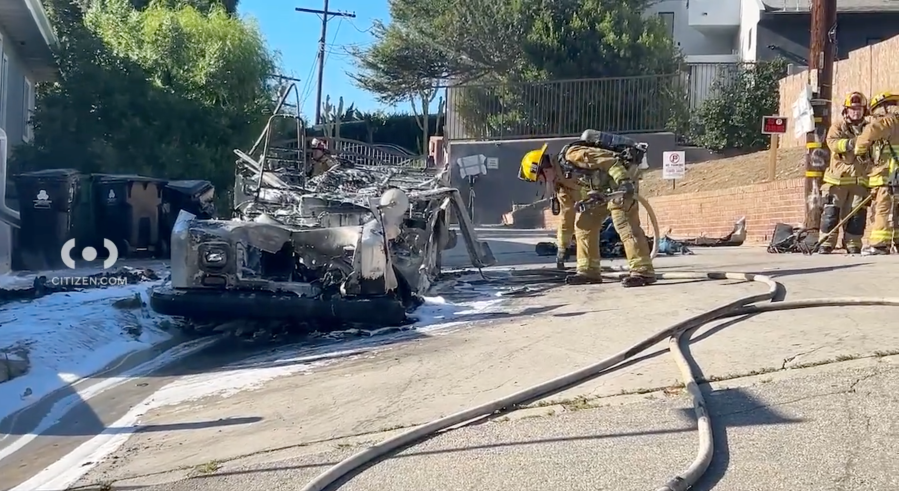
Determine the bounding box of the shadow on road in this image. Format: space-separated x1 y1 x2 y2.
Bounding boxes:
183 385 804 484
7 414 265 438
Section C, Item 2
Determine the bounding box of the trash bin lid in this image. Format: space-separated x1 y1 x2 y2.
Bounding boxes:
91 173 166 184
15 168 80 180
166 180 213 196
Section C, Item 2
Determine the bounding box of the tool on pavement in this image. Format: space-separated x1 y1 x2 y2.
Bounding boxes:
888 164 899 254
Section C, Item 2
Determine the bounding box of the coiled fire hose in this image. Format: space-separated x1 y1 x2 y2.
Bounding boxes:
300 197 898 491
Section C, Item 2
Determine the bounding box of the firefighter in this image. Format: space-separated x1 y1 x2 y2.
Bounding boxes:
561 131 655 287
309 138 340 178
819 91 870 254
523 132 648 286
853 91 899 255
519 144 579 269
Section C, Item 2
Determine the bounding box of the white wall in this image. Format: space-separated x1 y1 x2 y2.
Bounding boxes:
688 0 741 32
646 0 739 57
738 0 765 61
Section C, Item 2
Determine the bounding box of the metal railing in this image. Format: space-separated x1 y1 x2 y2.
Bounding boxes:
444 74 683 141
330 138 429 169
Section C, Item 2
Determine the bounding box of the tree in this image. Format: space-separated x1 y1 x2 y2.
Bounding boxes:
690 59 788 151
349 21 447 155
356 0 681 139
130 0 239 14
12 0 274 193
79 0 240 14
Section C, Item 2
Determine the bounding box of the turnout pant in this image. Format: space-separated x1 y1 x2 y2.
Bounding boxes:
555 186 578 252
819 183 867 249
868 186 896 248
573 196 654 278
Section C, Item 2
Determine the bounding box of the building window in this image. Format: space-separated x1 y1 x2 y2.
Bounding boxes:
658 12 675 39
867 37 883 46
23 78 35 142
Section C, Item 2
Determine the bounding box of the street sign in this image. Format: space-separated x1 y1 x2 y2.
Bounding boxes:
762 116 788 135
662 151 686 180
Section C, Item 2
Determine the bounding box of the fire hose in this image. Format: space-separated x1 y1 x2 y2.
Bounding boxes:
299 196 897 491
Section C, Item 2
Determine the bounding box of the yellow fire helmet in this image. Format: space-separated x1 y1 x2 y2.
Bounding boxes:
843 91 867 108
519 143 548 182
870 91 899 110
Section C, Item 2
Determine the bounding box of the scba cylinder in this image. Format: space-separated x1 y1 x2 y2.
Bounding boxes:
581 129 638 153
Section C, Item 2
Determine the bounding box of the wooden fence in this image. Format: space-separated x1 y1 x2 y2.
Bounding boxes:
778 35 899 148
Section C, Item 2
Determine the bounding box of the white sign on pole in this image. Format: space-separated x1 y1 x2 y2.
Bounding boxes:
792 88 815 138
662 151 686 179
485 157 499 169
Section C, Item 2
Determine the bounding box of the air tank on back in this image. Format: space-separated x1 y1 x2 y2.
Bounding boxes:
580 129 638 153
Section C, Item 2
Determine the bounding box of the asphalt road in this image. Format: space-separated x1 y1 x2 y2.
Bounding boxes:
118 357 899 491
4 240 899 491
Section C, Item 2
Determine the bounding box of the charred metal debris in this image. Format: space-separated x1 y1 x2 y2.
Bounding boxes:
149 83 496 330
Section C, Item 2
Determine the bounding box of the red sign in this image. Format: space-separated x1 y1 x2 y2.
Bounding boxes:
762 116 788 135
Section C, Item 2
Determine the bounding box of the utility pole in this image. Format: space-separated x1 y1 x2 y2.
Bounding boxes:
295 2 356 125
804 0 837 231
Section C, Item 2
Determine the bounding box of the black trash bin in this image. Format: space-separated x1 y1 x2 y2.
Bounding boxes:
92 174 167 258
13 168 83 271
159 180 215 258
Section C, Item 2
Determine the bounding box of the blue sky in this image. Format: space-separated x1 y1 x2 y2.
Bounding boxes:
237 0 390 118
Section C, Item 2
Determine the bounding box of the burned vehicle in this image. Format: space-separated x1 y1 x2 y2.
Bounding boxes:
149 84 495 328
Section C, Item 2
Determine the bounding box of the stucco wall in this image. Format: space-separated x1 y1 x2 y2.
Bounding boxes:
645 0 738 57
448 132 677 225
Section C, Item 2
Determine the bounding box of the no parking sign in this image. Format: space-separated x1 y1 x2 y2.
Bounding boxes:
662 151 686 180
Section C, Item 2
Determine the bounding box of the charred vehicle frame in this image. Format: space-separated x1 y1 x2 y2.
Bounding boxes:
149 83 496 328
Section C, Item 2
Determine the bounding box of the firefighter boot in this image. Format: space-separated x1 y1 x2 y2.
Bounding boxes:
565 273 603 285
863 246 891 255
621 274 658 288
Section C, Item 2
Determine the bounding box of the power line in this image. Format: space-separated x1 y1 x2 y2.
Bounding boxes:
322 18 344 67
295 2 356 125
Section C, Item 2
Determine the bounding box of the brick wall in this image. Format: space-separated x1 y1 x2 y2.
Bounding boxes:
543 178 807 244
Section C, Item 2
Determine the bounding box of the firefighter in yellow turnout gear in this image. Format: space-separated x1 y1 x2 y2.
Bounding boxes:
520 130 656 287
520 144 580 269
820 92 870 254
853 91 899 255
309 138 340 178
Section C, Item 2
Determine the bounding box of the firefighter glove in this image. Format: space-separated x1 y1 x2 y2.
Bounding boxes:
617 179 636 198
846 138 856 153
